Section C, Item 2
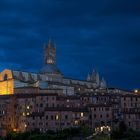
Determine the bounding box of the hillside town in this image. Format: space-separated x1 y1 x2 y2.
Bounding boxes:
0 41 139 138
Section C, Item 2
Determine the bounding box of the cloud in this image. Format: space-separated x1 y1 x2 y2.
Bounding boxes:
0 0 140 89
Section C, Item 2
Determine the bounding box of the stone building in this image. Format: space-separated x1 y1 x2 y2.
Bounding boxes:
0 40 139 135
0 40 107 96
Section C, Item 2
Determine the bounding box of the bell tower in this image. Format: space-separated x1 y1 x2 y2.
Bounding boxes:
44 40 56 64
40 40 61 75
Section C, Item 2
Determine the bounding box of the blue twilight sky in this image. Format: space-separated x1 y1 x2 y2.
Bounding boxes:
0 0 140 90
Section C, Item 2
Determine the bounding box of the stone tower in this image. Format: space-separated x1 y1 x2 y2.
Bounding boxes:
44 40 56 65
40 40 61 75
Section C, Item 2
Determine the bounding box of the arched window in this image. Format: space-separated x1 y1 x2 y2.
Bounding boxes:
4 74 8 80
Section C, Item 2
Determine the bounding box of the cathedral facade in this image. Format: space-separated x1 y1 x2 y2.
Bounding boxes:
0 40 106 95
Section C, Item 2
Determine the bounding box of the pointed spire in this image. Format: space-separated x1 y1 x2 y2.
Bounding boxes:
100 77 107 88
92 69 96 74
43 39 56 65
96 72 100 86
48 39 55 48
48 39 51 48
87 73 91 81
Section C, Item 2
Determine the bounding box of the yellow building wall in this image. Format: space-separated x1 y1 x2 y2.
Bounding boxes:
0 79 14 95
0 69 14 95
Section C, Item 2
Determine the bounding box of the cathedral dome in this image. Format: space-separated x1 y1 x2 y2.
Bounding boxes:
40 64 61 74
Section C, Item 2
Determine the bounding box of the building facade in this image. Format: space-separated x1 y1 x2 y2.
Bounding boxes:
0 41 139 135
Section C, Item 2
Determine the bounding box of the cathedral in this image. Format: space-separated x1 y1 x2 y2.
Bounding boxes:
0 40 107 95
0 41 138 135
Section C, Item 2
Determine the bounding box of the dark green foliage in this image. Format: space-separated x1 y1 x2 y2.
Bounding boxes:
81 127 92 137
4 127 83 140
119 121 127 132
111 122 140 140
28 134 56 140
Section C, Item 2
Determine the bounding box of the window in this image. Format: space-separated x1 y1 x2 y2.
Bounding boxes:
105 107 109 111
22 112 25 116
46 116 48 120
89 114 92 120
65 115 68 120
100 115 102 118
94 108 96 111
27 106 30 109
40 103 43 107
106 114 109 118
4 74 8 80
27 112 30 116
81 112 84 117
56 115 59 120
74 120 78 125
94 114 96 118
51 115 53 120
124 103 126 107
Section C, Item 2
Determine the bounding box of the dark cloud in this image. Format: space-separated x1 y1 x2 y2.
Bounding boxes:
0 0 140 89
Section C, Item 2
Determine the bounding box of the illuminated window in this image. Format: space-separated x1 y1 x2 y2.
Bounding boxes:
81 112 84 117
13 128 17 132
56 115 59 120
74 120 79 125
134 89 138 93
47 59 53 64
25 124 27 128
22 112 26 116
27 112 30 116
27 106 30 109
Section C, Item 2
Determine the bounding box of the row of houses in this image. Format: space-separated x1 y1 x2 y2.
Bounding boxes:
0 88 139 136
